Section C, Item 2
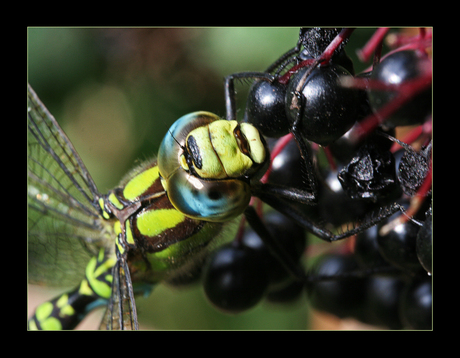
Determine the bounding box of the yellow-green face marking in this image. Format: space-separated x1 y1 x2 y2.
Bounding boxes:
182 120 266 179
239 122 266 164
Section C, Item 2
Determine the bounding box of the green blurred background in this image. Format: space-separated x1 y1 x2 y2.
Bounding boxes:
28 27 376 330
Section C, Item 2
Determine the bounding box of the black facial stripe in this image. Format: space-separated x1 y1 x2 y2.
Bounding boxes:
233 125 250 157
187 135 202 169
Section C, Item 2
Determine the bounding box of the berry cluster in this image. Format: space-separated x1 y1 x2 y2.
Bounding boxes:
179 28 432 329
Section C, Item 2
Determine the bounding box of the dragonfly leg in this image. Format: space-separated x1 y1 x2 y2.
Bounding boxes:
252 189 406 243
224 72 275 122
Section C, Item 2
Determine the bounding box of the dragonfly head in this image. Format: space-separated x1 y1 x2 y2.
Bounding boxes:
158 111 269 221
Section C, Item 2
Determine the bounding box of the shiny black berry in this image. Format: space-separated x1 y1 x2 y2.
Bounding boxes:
368 50 432 127
354 224 393 269
364 275 405 329
202 242 269 314
285 64 362 146
399 275 432 329
307 254 367 318
268 138 304 189
245 80 290 137
377 205 422 272
241 211 306 287
318 167 371 227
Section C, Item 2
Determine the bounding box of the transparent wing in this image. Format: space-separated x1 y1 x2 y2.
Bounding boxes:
28 84 108 287
99 257 139 330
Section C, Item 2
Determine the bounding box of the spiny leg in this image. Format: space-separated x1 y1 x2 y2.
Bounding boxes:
224 72 275 122
252 189 406 243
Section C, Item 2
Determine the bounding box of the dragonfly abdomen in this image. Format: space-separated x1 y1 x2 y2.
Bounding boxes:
28 248 115 330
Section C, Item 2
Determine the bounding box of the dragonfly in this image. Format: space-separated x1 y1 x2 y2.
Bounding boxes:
28 83 298 330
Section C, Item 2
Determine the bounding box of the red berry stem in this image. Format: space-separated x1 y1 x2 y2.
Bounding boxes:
348 72 432 144
357 27 390 63
260 133 294 184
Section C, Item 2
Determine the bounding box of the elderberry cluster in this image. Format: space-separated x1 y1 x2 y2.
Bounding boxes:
177 28 432 329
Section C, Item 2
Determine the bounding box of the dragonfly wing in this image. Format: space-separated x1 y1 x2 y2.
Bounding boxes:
28 85 139 330
99 255 139 330
28 84 107 286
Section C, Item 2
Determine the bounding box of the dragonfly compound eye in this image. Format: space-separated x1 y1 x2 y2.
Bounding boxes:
163 168 251 222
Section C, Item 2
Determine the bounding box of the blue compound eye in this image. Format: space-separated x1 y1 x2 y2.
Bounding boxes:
164 168 252 222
